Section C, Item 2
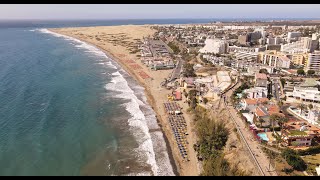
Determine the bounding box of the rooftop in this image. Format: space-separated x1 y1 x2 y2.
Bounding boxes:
289 130 307 136
255 73 268 80
279 56 291 62
244 97 269 105
256 106 268 117
294 87 319 91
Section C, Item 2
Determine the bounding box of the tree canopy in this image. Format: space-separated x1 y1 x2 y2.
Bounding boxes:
167 41 180 54
281 148 307 171
193 108 247 176
297 69 305 76
307 70 315 75
259 69 268 74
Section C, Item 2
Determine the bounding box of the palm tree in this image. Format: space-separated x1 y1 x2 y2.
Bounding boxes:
242 92 248 99
269 114 278 132
277 114 289 137
298 103 306 115
270 113 288 136
277 100 283 107
259 118 265 127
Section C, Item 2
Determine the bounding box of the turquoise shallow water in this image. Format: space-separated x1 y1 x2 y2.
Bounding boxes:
0 27 175 176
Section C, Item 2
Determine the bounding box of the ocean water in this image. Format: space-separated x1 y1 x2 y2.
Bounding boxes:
0 25 175 176
2 18 315 176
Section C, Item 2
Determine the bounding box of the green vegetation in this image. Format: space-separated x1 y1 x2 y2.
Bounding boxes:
259 68 268 74
281 148 307 171
298 145 320 156
289 130 307 136
129 49 140 54
298 103 306 115
280 78 286 89
188 89 198 109
269 126 281 132
233 82 249 95
297 69 305 76
231 82 250 104
203 98 208 104
301 153 320 175
200 54 210 64
167 41 180 54
183 63 197 77
193 108 247 176
307 70 315 75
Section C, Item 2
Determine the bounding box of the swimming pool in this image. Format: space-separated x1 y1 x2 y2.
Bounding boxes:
257 133 269 141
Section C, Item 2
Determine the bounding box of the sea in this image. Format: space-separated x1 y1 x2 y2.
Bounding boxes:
0 19 214 176
0 18 316 176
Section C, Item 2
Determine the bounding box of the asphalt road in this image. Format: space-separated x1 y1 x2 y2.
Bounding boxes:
169 58 183 82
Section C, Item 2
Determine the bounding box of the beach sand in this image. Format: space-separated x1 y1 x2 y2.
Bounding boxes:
50 25 200 176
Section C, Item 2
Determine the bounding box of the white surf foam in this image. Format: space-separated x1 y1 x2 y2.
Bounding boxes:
105 71 175 176
37 28 117 70
105 71 158 175
38 28 175 176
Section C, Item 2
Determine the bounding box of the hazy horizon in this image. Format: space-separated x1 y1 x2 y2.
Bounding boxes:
1 17 320 21
0 4 319 20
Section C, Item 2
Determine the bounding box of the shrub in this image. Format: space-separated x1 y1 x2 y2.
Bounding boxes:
281 148 307 171
297 145 320 156
269 126 281 131
282 168 294 174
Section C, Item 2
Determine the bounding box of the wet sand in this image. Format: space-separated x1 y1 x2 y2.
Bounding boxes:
50 25 200 176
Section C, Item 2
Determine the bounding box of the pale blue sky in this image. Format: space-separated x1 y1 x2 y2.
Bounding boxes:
0 4 319 20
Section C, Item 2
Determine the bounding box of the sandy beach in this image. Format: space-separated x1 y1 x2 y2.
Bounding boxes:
50 25 200 176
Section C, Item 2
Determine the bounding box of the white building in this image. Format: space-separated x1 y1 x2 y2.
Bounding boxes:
247 65 274 75
244 87 268 99
228 45 265 61
287 32 302 43
291 87 320 103
266 37 283 45
199 39 228 54
241 98 269 112
281 37 312 53
228 45 264 53
234 51 259 61
304 51 320 73
262 54 291 68
307 109 320 125
316 165 320 176
216 71 231 91
255 28 267 39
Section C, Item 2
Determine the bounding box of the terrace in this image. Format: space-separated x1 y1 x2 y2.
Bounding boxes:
288 130 308 136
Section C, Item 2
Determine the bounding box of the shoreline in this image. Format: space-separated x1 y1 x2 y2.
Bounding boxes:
47 27 185 176
92 43 180 176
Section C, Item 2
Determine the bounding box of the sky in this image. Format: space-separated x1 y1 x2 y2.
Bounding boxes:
0 4 319 20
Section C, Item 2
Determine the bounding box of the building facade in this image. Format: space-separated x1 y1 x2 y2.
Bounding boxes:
291 53 309 66
292 87 320 103
287 32 302 43
199 39 228 54
261 52 291 68
304 51 320 73
254 73 268 88
281 37 313 54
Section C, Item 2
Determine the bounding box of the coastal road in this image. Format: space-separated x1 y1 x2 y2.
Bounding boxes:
170 59 183 81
